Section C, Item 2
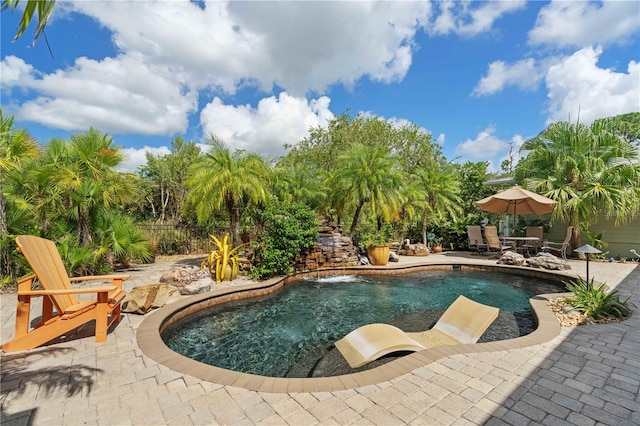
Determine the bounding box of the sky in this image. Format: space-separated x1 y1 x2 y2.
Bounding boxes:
1 0 639 173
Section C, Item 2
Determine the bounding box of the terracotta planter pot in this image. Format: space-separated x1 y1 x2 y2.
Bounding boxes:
367 245 390 266
431 245 443 253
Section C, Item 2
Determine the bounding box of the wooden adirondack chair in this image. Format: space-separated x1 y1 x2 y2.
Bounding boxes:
2 235 129 352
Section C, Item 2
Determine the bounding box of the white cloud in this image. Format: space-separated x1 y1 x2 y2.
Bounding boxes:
71 0 432 96
429 0 526 36
2 53 198 135
529 0 640 49
453 129 525 173
545 46 640 124
454 126 509 160
472 58 544 96
200 92 334 157
120 145 171 173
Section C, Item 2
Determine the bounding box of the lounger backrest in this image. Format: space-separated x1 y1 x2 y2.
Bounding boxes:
467 226 484 246
432 295 499 344
483 226 502 250
16 235 78 312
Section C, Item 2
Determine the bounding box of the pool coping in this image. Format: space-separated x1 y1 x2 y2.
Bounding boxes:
137 262 570 393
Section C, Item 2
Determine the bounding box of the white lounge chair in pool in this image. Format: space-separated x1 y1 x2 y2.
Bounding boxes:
335 295 499 368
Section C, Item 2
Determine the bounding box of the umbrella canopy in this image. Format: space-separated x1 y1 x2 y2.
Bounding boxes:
476 186 556 216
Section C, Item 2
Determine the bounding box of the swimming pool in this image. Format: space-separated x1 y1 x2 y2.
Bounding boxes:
161 270 564 377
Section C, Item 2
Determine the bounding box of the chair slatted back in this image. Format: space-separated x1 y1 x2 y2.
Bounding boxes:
467 226 485 246
483 226 502 250
16 235 78 313
525 226 543 239
525 226 544 249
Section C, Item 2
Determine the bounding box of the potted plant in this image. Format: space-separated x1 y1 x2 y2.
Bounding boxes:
358 224 392 266
427 232 443 253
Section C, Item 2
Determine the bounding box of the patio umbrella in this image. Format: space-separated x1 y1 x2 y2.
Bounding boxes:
476 186 556 232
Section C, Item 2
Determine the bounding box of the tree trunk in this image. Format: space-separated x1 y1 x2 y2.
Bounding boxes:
227 197 241 245
422 208 428 245
349 198 367 235
0 168 15 283
77 208 93 246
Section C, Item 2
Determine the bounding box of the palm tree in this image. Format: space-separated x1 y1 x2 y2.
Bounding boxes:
326 142 404 235
413 161 463 245
186 137 271 245
0 109 41 281
2 0 56 45
272 159 327 210
49 129 136 246
517 118 640 250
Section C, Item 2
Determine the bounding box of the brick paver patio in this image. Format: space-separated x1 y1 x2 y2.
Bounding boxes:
1 253 638 425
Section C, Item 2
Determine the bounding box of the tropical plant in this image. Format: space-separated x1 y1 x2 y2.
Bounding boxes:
517 117 640 250
564 277 632 319
413 161 463 246
45 129 137 246
1 0 56 45
250 199 318 280
356 222 393 248
93 210 153 267
581 228 609 259
326 142 404 235
271 159 327 210
186 136 270 245
201 233 243 283
0 108 41 282
54 234 97 276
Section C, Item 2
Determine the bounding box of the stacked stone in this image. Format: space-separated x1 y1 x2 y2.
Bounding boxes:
297 221 360 271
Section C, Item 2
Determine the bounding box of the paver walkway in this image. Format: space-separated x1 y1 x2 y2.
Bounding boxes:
1 253 638 425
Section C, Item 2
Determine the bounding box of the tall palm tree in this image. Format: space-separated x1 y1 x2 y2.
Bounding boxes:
0 109 40 281
326 142 404 235
517 118 640 249
414 161 463 245
186 137 271 245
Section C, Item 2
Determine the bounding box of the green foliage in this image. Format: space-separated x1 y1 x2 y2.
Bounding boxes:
186 136 270 245
356 223 393 248
516 116 640 249
250 199 318 280
564 277 632 319
56 234 96 276
93 210 153 266
2 0 56 45
581 227 609 259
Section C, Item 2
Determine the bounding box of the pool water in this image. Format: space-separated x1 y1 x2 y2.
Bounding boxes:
162 270 563 377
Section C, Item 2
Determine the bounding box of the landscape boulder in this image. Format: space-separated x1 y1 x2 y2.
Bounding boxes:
389 251 400 262
175 277 214 295
160 265 209 286
404 243 429 256
122 283 182 314
526 254 571 270
496 251 526 266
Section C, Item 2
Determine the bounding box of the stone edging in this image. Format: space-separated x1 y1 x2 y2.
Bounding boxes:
137 263 568 393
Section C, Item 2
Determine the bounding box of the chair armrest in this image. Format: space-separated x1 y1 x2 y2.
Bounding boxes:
69 275 129 290
542 241 563 247
69 275 130 282
18 286 117 296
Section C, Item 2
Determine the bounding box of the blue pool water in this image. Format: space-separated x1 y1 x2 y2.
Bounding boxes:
162 270 563 377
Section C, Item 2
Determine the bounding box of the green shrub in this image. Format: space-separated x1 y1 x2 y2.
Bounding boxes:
564 277 632 319
250 200 318 280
